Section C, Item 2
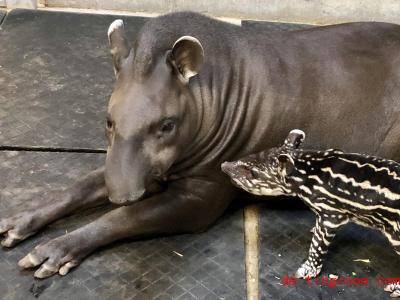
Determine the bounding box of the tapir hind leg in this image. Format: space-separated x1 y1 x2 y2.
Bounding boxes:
17 178 233 278
0 166 108 247
383 232 400 298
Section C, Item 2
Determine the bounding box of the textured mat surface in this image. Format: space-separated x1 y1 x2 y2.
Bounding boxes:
0 9 148 149
257 198 400 300
0 151 245 300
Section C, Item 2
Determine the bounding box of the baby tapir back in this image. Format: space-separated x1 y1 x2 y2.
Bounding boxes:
221 129 400 297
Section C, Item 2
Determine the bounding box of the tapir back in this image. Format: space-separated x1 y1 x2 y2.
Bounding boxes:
290 149 400 227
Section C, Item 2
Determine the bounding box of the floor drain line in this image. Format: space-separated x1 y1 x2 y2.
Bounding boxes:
0 145 107 153
0 11 7 27
244 205 259 300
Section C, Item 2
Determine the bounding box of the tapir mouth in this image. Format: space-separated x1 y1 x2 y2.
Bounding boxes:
108 180 167 206
109 188 146 206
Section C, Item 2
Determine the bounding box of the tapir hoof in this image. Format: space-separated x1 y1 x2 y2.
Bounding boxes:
384 283 400 298
18 234 86 278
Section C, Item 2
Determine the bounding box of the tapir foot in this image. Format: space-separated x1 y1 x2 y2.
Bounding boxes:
294 262 322 279
0 207 47 247
384 283 400 298
17 178 232 278
1 167 107 248
18 233 88 278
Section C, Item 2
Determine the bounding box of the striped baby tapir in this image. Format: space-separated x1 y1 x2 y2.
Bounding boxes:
221 129 400 297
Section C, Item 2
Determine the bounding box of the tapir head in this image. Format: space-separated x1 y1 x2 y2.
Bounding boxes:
221 129 305 196
105 19 204 205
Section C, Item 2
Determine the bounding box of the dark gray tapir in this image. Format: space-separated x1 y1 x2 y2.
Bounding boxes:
2 12 400 279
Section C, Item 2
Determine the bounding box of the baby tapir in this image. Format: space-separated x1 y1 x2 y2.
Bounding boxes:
221 129 400 297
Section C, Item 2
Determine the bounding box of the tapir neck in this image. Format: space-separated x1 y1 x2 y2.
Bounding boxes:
170 41 280 177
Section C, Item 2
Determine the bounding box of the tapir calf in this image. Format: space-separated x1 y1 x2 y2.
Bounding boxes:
2 12 400 279
221 130 400 297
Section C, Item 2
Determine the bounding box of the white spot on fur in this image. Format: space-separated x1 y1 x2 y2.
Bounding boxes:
309 175 323 184
291 176 303 182
321 167 400 201
313 185 400 214
299 185 312 195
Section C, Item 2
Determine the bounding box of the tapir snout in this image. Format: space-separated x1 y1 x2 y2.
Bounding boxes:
105 140 149 205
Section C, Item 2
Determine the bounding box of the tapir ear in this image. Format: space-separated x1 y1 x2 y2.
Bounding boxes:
278 154 295 177
169 36 204 83
108 19 130 76
284 129 305 149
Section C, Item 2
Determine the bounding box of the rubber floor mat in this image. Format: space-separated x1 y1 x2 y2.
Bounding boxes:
0 9 148 149
0 150 245 299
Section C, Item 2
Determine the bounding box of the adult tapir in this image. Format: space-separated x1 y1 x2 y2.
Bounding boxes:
1 11 400 279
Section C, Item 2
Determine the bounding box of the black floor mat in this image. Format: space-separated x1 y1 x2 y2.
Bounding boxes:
257 198 400 300
0 9 148 149
0 151 245 299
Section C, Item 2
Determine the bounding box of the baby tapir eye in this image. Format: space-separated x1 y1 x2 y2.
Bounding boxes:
250 168 260 178
269 158 279 168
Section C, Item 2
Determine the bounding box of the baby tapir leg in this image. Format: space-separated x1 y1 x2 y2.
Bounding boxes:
295 215 345 279
384 237 400 298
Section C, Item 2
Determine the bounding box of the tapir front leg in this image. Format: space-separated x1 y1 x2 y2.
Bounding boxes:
18 178 233 278
0 166 108 247
295 215 345 279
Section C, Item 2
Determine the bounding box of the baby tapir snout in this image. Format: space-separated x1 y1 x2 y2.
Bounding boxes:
221 161 240 177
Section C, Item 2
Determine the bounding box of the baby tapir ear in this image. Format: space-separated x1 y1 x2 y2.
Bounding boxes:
284 129 305 149
278 154 295 177
108 19 130 76
170 36 204 83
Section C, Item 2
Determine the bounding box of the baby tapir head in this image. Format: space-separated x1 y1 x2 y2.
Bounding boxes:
221 129 305 196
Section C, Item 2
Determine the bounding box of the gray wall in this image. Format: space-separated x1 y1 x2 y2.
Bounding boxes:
45 0 400 24
5 0 36 8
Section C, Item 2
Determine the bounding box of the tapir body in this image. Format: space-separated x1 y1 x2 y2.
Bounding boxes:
2 12 400 278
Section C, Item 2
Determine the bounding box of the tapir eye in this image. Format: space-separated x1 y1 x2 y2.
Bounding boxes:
106 117 113 130
160 119 176 134
271 159 279 168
